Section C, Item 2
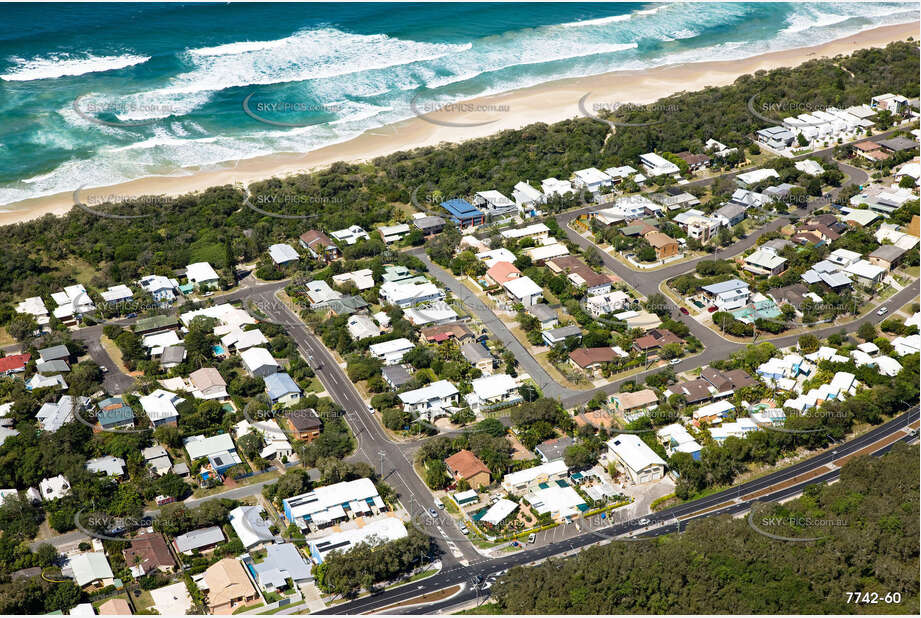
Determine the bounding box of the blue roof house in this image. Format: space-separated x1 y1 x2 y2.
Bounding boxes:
441 199 485 228
265 372 302 406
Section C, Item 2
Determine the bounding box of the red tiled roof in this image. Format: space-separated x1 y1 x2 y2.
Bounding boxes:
0 353 30 373
569 347 617 368
445 449 491 480
486 261 522 285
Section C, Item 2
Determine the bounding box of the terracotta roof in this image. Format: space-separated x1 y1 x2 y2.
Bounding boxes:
204 558 257 608
444 449 491 480
98 598 132 615
124 531 176 572
486 261 522 285
299 229 335 248
546 256 610 288
573 409 615 429
569 347 618 368
852 141 881 152
644 230 677 248
0 353 30 373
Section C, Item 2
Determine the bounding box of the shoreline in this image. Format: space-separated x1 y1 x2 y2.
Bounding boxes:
1 20 917 228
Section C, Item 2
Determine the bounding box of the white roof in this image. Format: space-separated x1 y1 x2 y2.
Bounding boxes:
845 259 885 280
839 209 879 226
737 168 780 185
476 248 517 267
284 477 379 521
184 433 236 460
404 306 459 326
501 223 550 239
142 330 182 353
573 167 611 185
16 296 48 317
150 582 193 616
513 181 544 202
39 474 70 500
502 459 568 487
874 356 902 376
309 517 406 561
471 373 518 400
398 380 458 405
268 243 299 264
86 456 125 476
139 391 183 423
186 262 219 284
794 160 824 176
480 498 518 526
70 552 113 586
745 248 787 270
332 268 375 290
379 223 411 237
639 152 676 169
69 604 96 616
240 347 279 372
693 399 736 420
179 303 257 328
541 177 574 196
525 243 569 262
138 274 175 293
229 505 274 549
347 314 380 340
101 284 133 302
369 338 414 357
221 327 268 350
607 434 667 473
304 280 343 304
604 165 638 178
503 276 543 299
524 485 585 518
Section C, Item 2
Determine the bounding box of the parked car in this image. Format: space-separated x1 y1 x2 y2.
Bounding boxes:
367 405 375 414
460 525 469 535
707 306 718 313
679 307 689 315
434 497 445 509
527 533 536 543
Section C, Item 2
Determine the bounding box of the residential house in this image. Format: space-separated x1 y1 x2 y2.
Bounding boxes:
569 347 626 377
285 408 322 442
134 314 179 336
877 136 917 153
160 345 186 369
465 373 522 412
502 459 568 492
332 268 375 291
379 280 444 308
36 395 90 432
541 177 574 198
39 475 70 501
795 159 824 176
870 93 910 114
421 322 474 344
672 209 720 242
143 445 173 476
657 424 702 460
86 456 126 477
524 242 570 264
644 230 679 260
101 284 133 306
98 598 133 615
729 188 771 209
173 526 225 555
714 203 746 227
700 279 750 311
639 152 680 177
441 198 485 228
378 223 411 244
369 338 414 365
123 531 176 576
183 434 242 476
268 244 299 265
444 450 492 488
584 291 632 318
610 389 659 418
512 181 545 215
666 379 715 405
229 505 274 551
331 225 370 245
0 353 30 376
309 519 407 565
346 314 380 341
632 328 683 357
298 230 340 261
675 151 710 171
546 256 612 296
38 344 70 364
473 190 518 219
700 367 758 397
572 167 613 192
282 478 385 528
240 347 279 378
868 244 907 270
743 246 787 276
187 367 228 401
485 261 522 288
252 543 312 590
502 276 543 308
399 380 459 422
97 396 135 430
264 372 302 406
528 303 559 330
461 342 494 374
185 262 220 290
607 434 667 484
542 325 583 347
137 275 178 304
845 259 886 286
413 215 446 236
535 436 576 463
381 364 413 390
476 248 517 268
736 168 780 188
139 390 182 426
827 248 862 268
756 126 794 149
204 558 259 614
69 552 114 589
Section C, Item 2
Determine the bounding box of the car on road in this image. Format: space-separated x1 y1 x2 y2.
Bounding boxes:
669 358 681 365
638 517 650 526
460 525 469 535
428 507 438 519
100 366 109 373
876 306 888 316
126 312 137 318
679 307 689 315
367 404 375 414
527 533 536 543
434 497 445 509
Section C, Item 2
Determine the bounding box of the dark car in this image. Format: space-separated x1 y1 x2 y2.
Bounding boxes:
707 306 718 313
679 307 689 315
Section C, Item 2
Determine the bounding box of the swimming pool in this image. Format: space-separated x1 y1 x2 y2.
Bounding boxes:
213 344 226 355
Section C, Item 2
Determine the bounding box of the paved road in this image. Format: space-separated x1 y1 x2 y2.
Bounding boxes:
70 325 137 394
410 249 577 401
318 406 919 615
238 280 483 567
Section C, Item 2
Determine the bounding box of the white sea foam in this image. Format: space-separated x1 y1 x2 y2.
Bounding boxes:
0 53 149 81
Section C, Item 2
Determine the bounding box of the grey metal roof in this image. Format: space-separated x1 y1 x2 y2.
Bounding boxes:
461 342 492 364
38 345 70 362
173 526 224 552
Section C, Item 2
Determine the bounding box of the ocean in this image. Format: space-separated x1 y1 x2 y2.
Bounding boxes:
0 2 916 206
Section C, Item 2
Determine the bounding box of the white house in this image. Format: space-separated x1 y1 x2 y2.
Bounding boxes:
346 314 380 340
465 373 521 412
240 347 280 378
268 244 299 265
379 280 444 308
39 475 71 501
606 434 666 484
398 380 459 421
332 269 375 291
138 275 178 303
794 160 824 176
585 291 632 318
736 168 780 188
186 262 220 289
500 223 550 241
845 260 886 286
502 276 543 308
541 177 574 198
378 223 411 244
101 284 133 305
331 225 370 245
473 190 518 218
139 390 182 426
743 247 787 276
502 459 568 492
369 338 415 365
512 181 545 214
572 167 612 192
701 279 750 311
639 153 680 177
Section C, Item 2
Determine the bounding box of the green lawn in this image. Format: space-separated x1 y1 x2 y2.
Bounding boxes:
233 601 265 614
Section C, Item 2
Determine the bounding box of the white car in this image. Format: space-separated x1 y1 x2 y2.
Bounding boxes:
876 307 888 316
669 358 681 365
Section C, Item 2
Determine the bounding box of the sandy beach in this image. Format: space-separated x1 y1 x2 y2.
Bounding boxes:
1 20 916 228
